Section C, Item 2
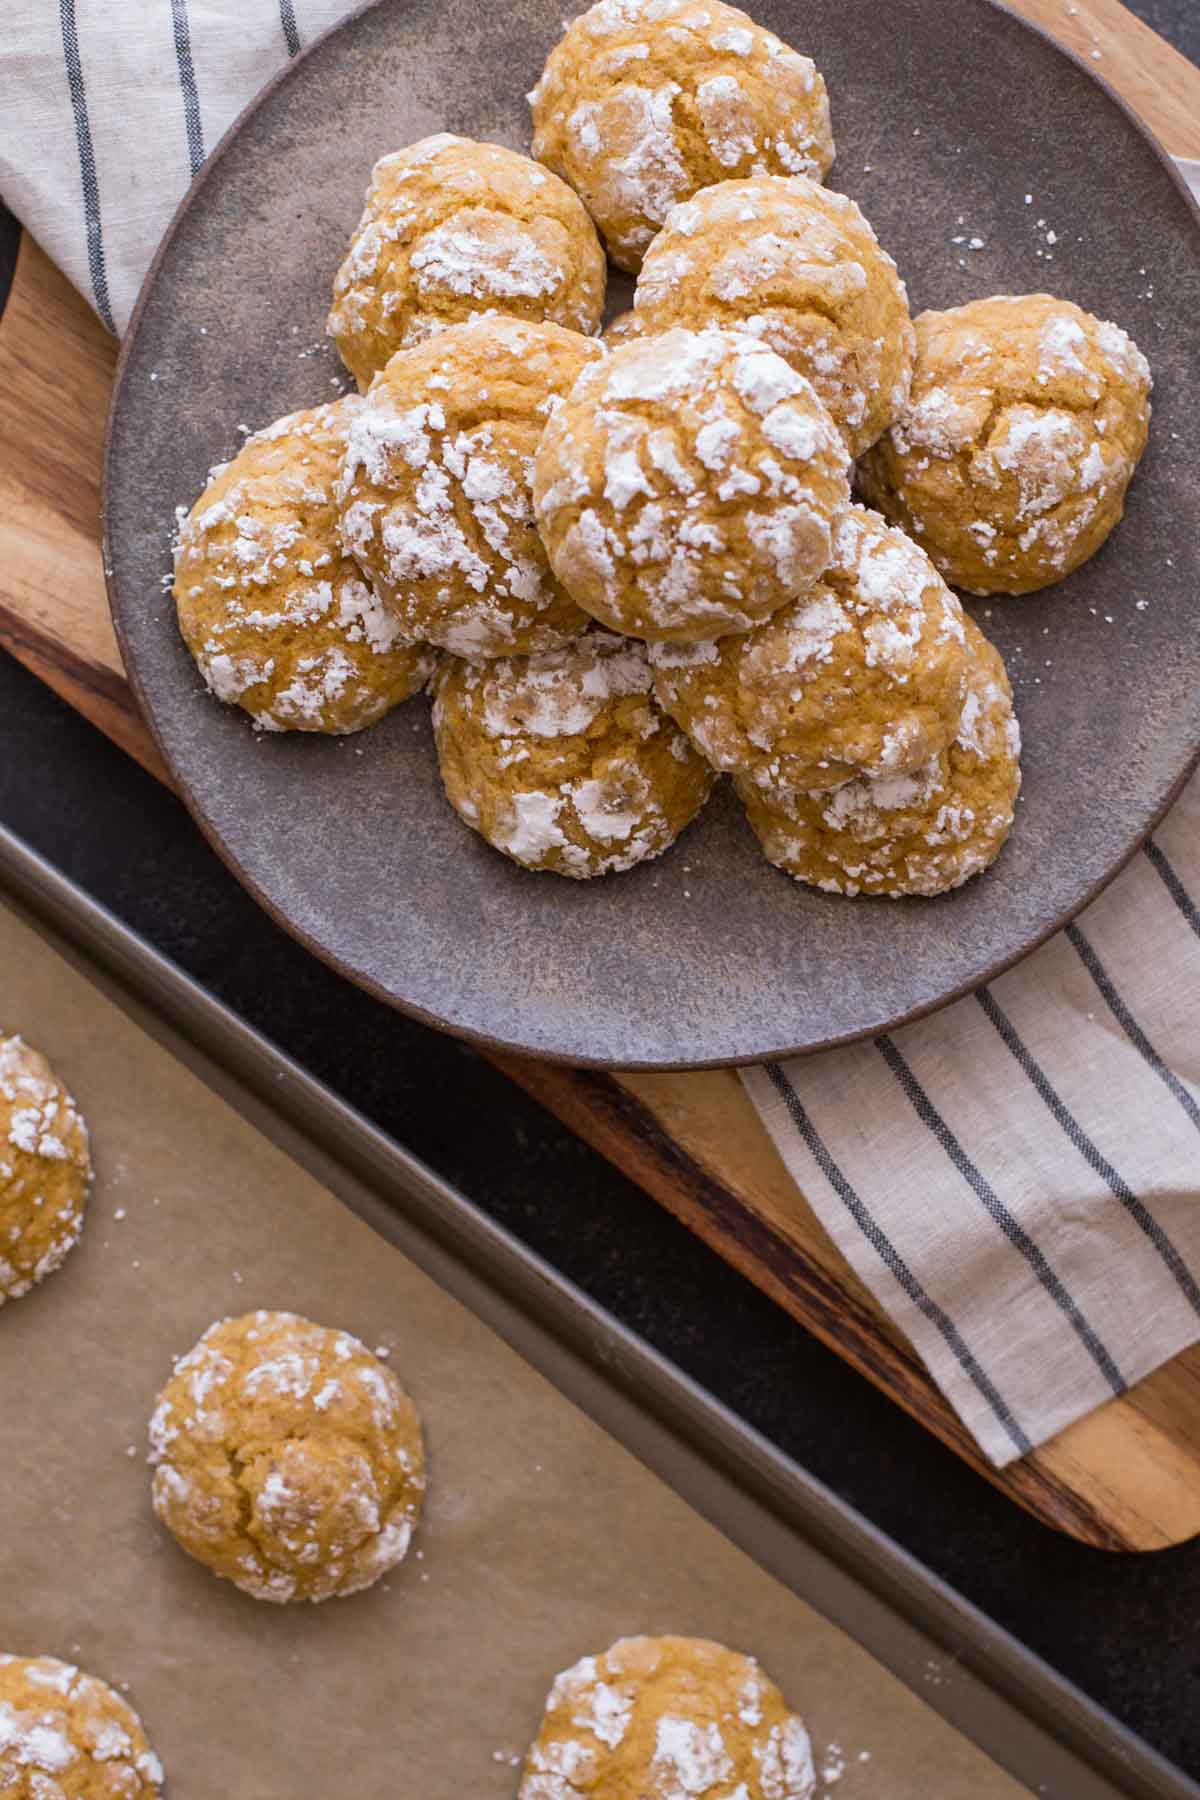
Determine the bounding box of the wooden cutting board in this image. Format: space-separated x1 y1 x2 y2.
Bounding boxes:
3 0 1199 1552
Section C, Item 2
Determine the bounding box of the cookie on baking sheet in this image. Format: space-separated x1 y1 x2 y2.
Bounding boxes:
0 1654 163 1797
533 325 851 643
173 396 435 734
328 134 606 388
650 505 968 795
338 317 603 657
857 293 1151 595
738 615 1021 897
0 1035 91 1307
149 1309 425 1604
634 175 914 456
529 0 834 273
432 631 713 877
519 1634 816 1799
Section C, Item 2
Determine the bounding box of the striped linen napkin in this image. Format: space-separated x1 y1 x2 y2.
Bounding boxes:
1 3 1197 1466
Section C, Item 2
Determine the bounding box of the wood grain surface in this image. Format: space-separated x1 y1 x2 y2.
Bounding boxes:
1 0 1197 1549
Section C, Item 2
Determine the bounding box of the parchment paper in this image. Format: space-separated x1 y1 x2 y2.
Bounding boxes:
0 898 1026 1799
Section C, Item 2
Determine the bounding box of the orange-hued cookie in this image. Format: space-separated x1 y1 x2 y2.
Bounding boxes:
858 294 1151 595
338 317 602 657
150 1310 425 1604
520 1635 815 1799
634 176 913 455
533 325 851 642
432 632 713 877
0 1655 163 1797
738 617 1021 896
0 1035 91 1306
173 397 435 733
650 506 968 794
328 134 606 387
529 0 834 273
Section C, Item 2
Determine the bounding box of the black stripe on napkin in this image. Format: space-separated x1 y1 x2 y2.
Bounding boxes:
976 987 1200 1315
280 0 302 56
1145 838 1200 943
1065 922 1200 1137
170 0 205 176
58 0 115 332
764 1062 1033 1458
875 1034 1127 1396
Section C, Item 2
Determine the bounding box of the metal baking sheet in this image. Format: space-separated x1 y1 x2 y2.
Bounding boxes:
0 820 1192 1800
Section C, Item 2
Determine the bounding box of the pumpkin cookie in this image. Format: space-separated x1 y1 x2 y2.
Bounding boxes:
529 0 834 272
602 308 644 347
174 397 435 733
0 1655 163 1797
0 1035 91 1307
634 176 914 455
650 505 968 794
328 134 606 388
432 632 712 877
858 294 1151 595
519 1634 815 1799
338 317 602 657
533 325 851 643
738 616 1021 895
149 1310 425 1604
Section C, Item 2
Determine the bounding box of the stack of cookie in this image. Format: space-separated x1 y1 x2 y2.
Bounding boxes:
173 0 1151 900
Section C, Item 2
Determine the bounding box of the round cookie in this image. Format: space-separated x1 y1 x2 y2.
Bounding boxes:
0 1655 163 1797
432 631 713 877
328 134 606 388
0 1035 91 1307
633 175 914 455
338 317 603 657
857 293 1151 595
529 0 834 273
533 325 851 643
650 504 968 794
738 616 1021 896
519 1634 815 1800
149 1309 425 1604
174 397 436 734
602 308 644 347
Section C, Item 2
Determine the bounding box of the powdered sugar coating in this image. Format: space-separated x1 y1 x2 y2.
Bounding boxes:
0 1036 91 1307
0 1655 163 1797
339 318 603 657
520 1634 815 1798
529 0 833 272
328 135 605 386
738 616 1021 896
859 293 1151 595
149 1310 425 1604
432 632 712 877
173 397 435 733
634 175 914 455
534 325 851 643
651 504 968 793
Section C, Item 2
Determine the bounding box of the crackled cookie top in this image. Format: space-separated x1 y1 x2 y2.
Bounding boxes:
857 293 1151 596
602 308 645 347
328 134 606 387
173 397 435 734
0 1036 91 1307
739 616 1021 896
634 175 914 455
533 325 851 643
0 1655 163 1798
432 632 712 877
338 317 602 657
149 1310 425 1604
519 1635 815 1800
529 0 834 273
651 505 968 794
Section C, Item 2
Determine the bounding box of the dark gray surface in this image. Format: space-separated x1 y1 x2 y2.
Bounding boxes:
105 0 1200 1068
3 0 1200 1781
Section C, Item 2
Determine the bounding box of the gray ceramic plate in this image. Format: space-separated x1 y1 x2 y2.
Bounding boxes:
105 0 1200 1069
